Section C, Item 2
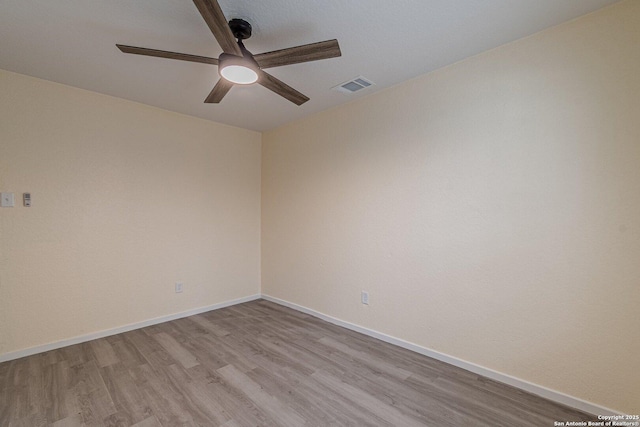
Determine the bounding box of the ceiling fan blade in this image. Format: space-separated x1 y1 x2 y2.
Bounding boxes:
116 45 218 65
253 39 341 69
192 0 242 56
258 71 309 106
205 79 234 103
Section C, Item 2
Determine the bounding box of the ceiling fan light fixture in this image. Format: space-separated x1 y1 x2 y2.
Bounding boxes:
117 1 341 105
221 65 258 84
219 54 259 85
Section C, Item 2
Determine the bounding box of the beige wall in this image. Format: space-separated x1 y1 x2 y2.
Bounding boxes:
262 0 640 413
0 70 261 356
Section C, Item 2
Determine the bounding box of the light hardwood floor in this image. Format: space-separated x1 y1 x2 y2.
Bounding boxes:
0 300 596 426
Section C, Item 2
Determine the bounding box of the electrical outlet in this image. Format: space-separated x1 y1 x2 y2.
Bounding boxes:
175 282 183 293
361 291 369 305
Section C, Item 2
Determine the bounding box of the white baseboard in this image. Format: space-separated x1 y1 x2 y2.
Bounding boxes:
0 294 261 363
260 294 622 417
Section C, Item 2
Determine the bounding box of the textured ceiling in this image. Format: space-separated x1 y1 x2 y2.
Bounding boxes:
0 0 619 131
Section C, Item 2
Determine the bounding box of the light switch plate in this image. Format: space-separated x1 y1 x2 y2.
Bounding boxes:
1 192 15 207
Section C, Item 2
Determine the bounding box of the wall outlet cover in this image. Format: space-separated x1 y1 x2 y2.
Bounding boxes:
1 192 15 207
361 291 369 305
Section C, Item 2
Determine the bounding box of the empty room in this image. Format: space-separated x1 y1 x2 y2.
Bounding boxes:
1 0 638 425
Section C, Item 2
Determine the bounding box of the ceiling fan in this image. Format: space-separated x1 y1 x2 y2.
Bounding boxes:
116 0 341 106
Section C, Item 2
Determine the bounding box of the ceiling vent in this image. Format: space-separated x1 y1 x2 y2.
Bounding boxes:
333 76 375 94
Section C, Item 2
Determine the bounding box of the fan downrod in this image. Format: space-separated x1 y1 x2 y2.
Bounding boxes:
228 19 252 40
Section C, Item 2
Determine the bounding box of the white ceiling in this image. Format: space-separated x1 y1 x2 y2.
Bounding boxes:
0 0 619 132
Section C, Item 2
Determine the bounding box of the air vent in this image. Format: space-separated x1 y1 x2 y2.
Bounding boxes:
333 76 375 94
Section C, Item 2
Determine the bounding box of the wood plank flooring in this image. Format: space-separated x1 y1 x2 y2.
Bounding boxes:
0 299 598 426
